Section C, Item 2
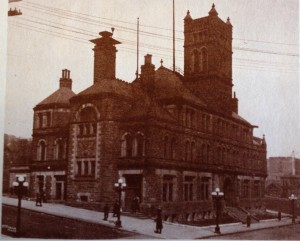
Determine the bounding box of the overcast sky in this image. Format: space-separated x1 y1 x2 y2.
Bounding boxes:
2 0 299 158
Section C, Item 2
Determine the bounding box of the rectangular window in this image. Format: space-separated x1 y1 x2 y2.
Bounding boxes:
184 176 194 201
242 180 249 198
84 161 89 175
200 177 210 200
77 161 82 176
91 161 96 176
162 175 175 202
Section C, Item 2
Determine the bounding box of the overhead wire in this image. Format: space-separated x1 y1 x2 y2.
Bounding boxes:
9 19 298 73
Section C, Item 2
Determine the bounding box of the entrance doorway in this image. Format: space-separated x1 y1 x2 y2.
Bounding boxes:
224 177 235 206
123 174 142 212
56 182 62 200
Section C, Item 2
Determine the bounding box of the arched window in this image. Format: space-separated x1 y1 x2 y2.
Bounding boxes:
38 140 46 161
207 145 210 163
121 133 132 157
164 136 169 159
202 144 206 163
191 141 196 162
185 140 190 161
133 133 144 157
79 107 97 122
201 48 208 72
170 137 176 159
55 139 64 160
192 49 200 73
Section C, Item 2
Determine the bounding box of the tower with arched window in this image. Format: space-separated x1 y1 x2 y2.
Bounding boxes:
183 4 234 115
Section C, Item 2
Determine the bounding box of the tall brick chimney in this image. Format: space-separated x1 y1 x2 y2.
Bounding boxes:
59 69 72 89
90 31 121 83
141 54 155 86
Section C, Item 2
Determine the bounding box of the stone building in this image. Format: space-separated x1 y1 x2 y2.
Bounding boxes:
29 5 267 220
266 156 300 197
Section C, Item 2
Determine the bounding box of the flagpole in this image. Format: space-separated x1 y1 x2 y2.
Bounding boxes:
173 0 175 72
136 17 139 79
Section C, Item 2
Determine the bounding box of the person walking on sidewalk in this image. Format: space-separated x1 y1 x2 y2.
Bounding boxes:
103 203 109 220
278 210 282 221
246 213 251 227
154 207 163 234
113 201 119 217
35 192 42 207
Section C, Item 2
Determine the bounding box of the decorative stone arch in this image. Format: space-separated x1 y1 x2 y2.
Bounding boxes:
37 139 47 161
75 103 100 122
132 131 146 157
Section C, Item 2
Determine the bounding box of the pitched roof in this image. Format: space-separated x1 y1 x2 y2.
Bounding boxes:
75 78 132 99
154 66 206 107
35 87 75 109
232 112 251 125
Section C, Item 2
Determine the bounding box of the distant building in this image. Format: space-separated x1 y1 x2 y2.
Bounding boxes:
26 5 267 221
266 156 300 197
3 134 31 193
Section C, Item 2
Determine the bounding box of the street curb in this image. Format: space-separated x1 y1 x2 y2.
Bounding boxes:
197 221 296 239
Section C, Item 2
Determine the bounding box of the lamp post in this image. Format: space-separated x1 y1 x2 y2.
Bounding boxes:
114 177 126 227
289 194 297 223
12 175 29 236
211 187 224 234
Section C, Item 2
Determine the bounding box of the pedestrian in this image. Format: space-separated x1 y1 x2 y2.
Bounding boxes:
41 189 47 203
154 207 163 234
113 201 119 217
135 196 140 212
131 197 136 213
246 213 251 228
36 192 42 207
103 203 109 220
278 210 282 221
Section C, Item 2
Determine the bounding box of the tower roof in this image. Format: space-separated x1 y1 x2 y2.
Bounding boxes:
34 87 76 110
208 3 218 16
184 10 192 21
90 31 121 46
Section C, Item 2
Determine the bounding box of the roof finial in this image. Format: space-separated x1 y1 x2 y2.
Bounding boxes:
226 17 232 26
160 59 163 67
209 3 218 16
184 10 192 21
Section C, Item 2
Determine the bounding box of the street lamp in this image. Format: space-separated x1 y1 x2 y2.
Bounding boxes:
211 187 224 234
12 175 29 236
289 194 297 223
114 177 126 227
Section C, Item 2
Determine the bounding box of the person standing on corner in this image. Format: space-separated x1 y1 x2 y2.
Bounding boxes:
103 203 109 220
155 207 163 234
246 213 251 228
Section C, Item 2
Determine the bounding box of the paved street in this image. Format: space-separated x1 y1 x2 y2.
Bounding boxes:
1 196 298 239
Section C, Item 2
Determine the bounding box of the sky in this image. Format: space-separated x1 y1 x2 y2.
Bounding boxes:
1 0 299 158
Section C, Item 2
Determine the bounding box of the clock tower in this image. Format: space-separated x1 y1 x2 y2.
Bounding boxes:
183 4 235 115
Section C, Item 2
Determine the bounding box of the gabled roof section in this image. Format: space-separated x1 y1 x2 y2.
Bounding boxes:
155 66 206 107
125 82 176 123
35 87 75 110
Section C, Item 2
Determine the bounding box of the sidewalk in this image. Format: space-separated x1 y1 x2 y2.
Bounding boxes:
1 196 296 239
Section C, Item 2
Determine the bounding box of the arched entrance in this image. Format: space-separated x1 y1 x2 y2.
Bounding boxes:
224 177 235 206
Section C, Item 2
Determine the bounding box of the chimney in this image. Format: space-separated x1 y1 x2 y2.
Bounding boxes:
141 54 155 85
59 69 72 89
90 31 121 83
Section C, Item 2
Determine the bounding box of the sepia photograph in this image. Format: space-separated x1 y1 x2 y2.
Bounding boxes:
0 0 299 239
